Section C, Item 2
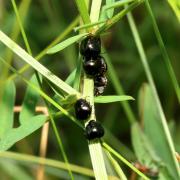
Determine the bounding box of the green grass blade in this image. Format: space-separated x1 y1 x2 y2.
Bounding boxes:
0 30 79 95
8 17 79 80
47 33 88 54
0 115 47 151
94 95 134 103
19 75 40 124
74 20 105 32
126 11 180 179
145 0 180 103
0 80 15 138
73 55 82 90
74 0 91 24
105 0 115 18
96 0 144 34
102 142 150 180
11 0 32 55
0 151 94 177
167 0 180 22
105 150 127 180
103 47 136 124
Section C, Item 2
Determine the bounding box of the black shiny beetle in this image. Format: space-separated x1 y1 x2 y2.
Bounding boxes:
74 99 91 120
85 120 104 140
83 56 107 77
80 36 101 58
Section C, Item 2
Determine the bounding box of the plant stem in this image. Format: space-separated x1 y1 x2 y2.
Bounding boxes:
80 0 108 179
145 0 180 103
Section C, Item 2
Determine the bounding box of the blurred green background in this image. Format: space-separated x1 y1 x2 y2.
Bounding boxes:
0 0 179 179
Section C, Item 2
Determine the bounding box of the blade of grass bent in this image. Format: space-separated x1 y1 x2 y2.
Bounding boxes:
0 30 79 96
145 0 180 103
0 151 94 177
9 17 79 80
126 11 180 179
102 142 150 180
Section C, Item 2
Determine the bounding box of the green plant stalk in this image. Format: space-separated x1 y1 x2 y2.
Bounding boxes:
0 0 31 81
8 17 79 80
78 0 108 179
0 151 94 177
126 11 180 178
103 47 136 124
145 0 180 103
46 108 74 180
102 142 150 180
105 150 127 180
11 0 32 55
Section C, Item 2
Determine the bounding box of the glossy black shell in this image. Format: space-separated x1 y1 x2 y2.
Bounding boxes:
80 36 101 58
85 120 104 140
74 99 91 120
83 56 107 77
94 75 108 87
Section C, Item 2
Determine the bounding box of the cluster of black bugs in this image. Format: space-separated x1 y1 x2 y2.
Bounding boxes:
80 35 108 96
73 35 107 140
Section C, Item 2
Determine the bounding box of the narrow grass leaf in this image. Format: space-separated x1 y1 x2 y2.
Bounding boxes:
102 142 150 180
0 115 47 151
46 33 88 54
65 68 76 85
105 150 127 180
0 30 79 95
0 80 15 138
106 0 115 18
127 11 180 179
0 151 94 177
167 0 180 22
142 84 180 179
96 0 144 34
94 95 134 103
74 0 91 24
19 75 40 125
145 0 180 103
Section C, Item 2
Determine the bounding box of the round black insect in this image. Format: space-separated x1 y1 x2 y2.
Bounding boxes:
97 56 107 75
85 120 104 140
94 75 108 87
80 36 101 58
74 99 91 120
83 56 107 77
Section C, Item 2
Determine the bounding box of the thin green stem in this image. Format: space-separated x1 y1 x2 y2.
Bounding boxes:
0 151 94 177
11 0 32 55
103 47 136 124
8 17 79 80
126 10 180 178
102 142 150 180
145 0 180 103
